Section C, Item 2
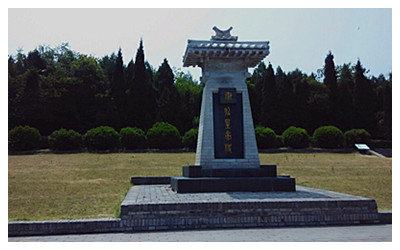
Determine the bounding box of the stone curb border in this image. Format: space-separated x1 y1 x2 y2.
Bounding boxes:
8 218 124 237
8 212 391 237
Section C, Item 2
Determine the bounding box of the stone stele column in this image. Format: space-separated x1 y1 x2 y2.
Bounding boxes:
183 26 270 169
171 27 295 193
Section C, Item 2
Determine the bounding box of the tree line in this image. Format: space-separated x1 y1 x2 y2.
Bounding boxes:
247 52 391 139
8 42 391 140
8 41 202 136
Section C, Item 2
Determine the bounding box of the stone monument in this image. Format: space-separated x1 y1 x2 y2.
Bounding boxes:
171 27 295 193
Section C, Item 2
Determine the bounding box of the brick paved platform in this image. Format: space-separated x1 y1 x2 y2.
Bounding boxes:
120 185 379 231
9 185 384 236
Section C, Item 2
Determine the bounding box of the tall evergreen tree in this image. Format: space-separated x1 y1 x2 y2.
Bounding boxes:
275 66 285 95
124 59 135 89
133 40 146 83
307 78 331 131
261 63 277 128
289 70 309 130
154 59 179 124
337 63 354 131
110 48 126 128
382 78 392 139
353 59 376 134
249 62 266 125
323 51 339 125
287 68 307 127
127 39 157 129
275 68 294 133
99 53 117 85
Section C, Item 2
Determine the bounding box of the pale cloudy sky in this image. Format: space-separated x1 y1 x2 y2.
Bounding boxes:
8 8 392 81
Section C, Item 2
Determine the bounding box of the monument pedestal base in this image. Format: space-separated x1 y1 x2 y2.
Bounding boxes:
171 176 295 193
119 185 380 232
170 165 296 193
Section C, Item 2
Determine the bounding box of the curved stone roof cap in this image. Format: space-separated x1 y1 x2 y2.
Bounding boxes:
183 39 270 68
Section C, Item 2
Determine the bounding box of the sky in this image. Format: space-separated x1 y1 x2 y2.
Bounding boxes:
8 8 392 81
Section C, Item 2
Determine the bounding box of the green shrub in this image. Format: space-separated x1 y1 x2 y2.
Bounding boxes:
8 126 41 151
119 127 146 150
49 128 82 151
83 126 119 151
282 126 310 149
254 127 277 149
344 129 371 147
313 125 344 148
147 122 181 149
182 128 198 149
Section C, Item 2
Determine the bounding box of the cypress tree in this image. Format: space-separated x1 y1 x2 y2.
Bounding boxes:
337 63 355 131
353 59 376 135
324 52 338 97
293 74 310 130
382 79 391 139
128 39 157 130
155 58 178 124
261 63 277 128
276 69 294 133
286 69 307 129
249 62 266 125
124 59 134 92
110 48 126 128
133 40 146 85
323 51 339 125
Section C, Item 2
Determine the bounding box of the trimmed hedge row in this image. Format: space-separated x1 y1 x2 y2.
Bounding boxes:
120 127 146 150
254 126 278 149
8 126 41 151
147 122 181 149
49 128 83 151
83 126 120 151
282 126 310 149
182 128 198 150
312 126 344 149
255 126 371 149
9 122 189 152
8 124 374 152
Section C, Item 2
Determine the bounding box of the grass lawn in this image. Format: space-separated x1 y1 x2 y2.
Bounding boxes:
8 152 391 221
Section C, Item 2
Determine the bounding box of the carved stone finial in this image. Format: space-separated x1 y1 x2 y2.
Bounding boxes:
211 26 238 41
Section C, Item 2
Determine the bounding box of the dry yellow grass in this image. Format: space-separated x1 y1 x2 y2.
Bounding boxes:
260 153 392 211
8 152 391 221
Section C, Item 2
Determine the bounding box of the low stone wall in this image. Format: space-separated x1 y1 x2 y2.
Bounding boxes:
378 211 392 224
8 218 124 237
